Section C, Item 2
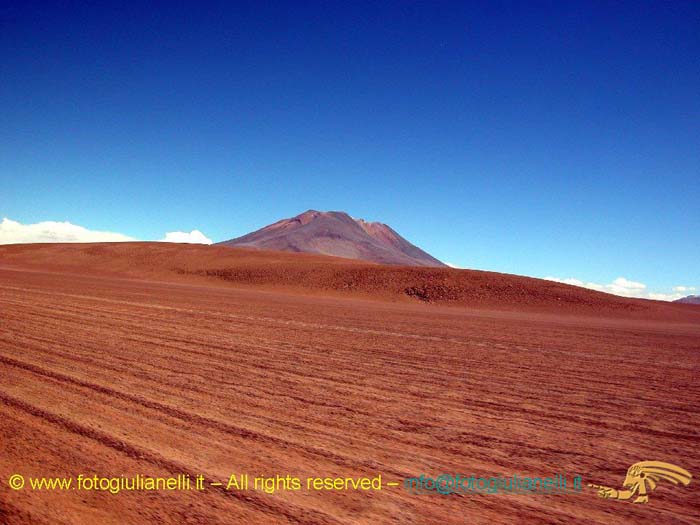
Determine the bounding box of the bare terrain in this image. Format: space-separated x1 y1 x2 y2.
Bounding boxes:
1 243 698 524
218 210 447 267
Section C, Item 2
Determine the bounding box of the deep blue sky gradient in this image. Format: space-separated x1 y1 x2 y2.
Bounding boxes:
2 1 698 291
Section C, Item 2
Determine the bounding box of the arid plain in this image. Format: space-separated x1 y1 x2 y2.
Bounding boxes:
1 243 698 524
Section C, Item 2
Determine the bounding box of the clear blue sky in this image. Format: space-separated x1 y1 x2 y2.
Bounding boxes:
2 1 698 296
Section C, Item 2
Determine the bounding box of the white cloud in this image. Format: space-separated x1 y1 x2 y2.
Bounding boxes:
546 277 587 287
606 277 646 296
444 261 462 269
545 276 647 297
647 292 685 301
1 218 214 246
0 217 135 244
160 230 213 244
544 275 691 302
673 286 696 292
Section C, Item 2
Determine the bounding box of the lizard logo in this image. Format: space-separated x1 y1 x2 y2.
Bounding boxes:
588 461 691 504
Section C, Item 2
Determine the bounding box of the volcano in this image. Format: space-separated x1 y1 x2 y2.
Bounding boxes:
217 210 446 267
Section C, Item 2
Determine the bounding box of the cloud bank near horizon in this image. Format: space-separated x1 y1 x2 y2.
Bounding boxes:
0 217 136 244
160 230 213 244
0 218 212 245
544 276 691 302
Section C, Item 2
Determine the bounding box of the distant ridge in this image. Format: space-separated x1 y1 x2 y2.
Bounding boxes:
3 243 700 322
217 210 446 267
674 295 700 304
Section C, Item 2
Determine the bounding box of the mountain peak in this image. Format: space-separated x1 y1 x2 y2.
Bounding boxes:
674 294 700 304
218 210 445 267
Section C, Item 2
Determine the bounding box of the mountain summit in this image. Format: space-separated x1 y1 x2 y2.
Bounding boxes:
674 295 700 305
217 210 446 267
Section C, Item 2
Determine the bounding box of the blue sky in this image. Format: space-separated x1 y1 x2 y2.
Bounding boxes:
2 1 698 299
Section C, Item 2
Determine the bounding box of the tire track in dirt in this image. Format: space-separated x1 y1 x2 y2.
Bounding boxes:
0 391 342 525
3 292 493 399
1 285 473 344
2 264 699 524
5 312 696 470
0 355 416 479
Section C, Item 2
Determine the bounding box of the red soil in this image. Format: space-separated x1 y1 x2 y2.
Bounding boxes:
1 242 698 524
1 242 697 321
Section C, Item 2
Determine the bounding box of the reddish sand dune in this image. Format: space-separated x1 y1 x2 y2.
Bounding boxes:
0 242 697 320
1 243 698 524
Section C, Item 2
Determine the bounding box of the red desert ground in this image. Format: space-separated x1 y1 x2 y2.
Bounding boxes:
1 231 699 523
